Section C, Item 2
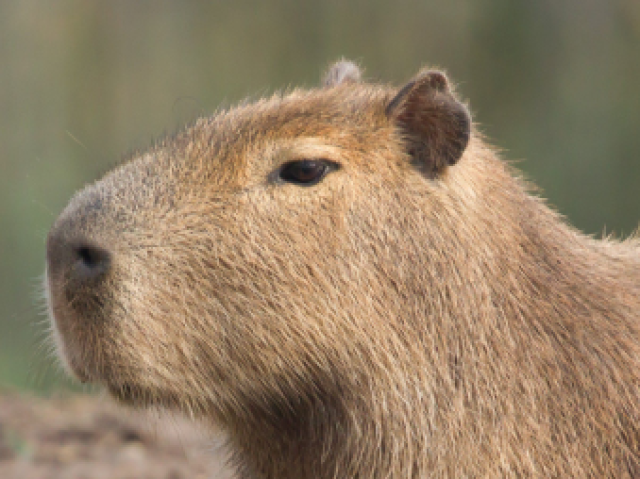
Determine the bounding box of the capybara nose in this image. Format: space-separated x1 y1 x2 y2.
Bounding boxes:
47 229 112 286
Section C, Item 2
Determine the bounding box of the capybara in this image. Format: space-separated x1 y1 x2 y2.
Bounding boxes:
46 61 640 478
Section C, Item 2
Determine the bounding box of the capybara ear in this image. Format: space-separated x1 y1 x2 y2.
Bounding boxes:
386 70 471 176
322 59 362 87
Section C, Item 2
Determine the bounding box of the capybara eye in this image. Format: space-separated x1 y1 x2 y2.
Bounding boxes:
278 160 331 186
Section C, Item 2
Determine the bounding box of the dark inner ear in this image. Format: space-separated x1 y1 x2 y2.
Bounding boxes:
386 70 471 177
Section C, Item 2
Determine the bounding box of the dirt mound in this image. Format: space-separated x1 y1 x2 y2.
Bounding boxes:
0 391 232 478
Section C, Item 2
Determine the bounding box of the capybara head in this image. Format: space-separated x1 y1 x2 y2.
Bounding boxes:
46 61 471 407
46 61 640 478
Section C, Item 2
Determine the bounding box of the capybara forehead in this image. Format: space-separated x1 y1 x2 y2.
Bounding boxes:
217 84 394 141
186 85 393 158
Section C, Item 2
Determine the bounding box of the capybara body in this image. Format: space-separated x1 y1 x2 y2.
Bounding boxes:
46 61 640 478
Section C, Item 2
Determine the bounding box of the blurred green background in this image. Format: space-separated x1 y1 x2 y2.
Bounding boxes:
1 1 639 393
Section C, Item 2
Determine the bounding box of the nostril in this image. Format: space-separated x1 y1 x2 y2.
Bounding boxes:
77 245 102 268
73 243 111 279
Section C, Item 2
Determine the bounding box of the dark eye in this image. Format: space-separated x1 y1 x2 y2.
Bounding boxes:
278 159 333 186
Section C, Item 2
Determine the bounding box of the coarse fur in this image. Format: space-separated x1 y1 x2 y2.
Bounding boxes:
46 61 640 478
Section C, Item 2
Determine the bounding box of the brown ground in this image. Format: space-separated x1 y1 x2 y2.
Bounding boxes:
0 391 233 479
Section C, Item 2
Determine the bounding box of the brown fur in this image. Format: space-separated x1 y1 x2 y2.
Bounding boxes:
46 61 640 478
